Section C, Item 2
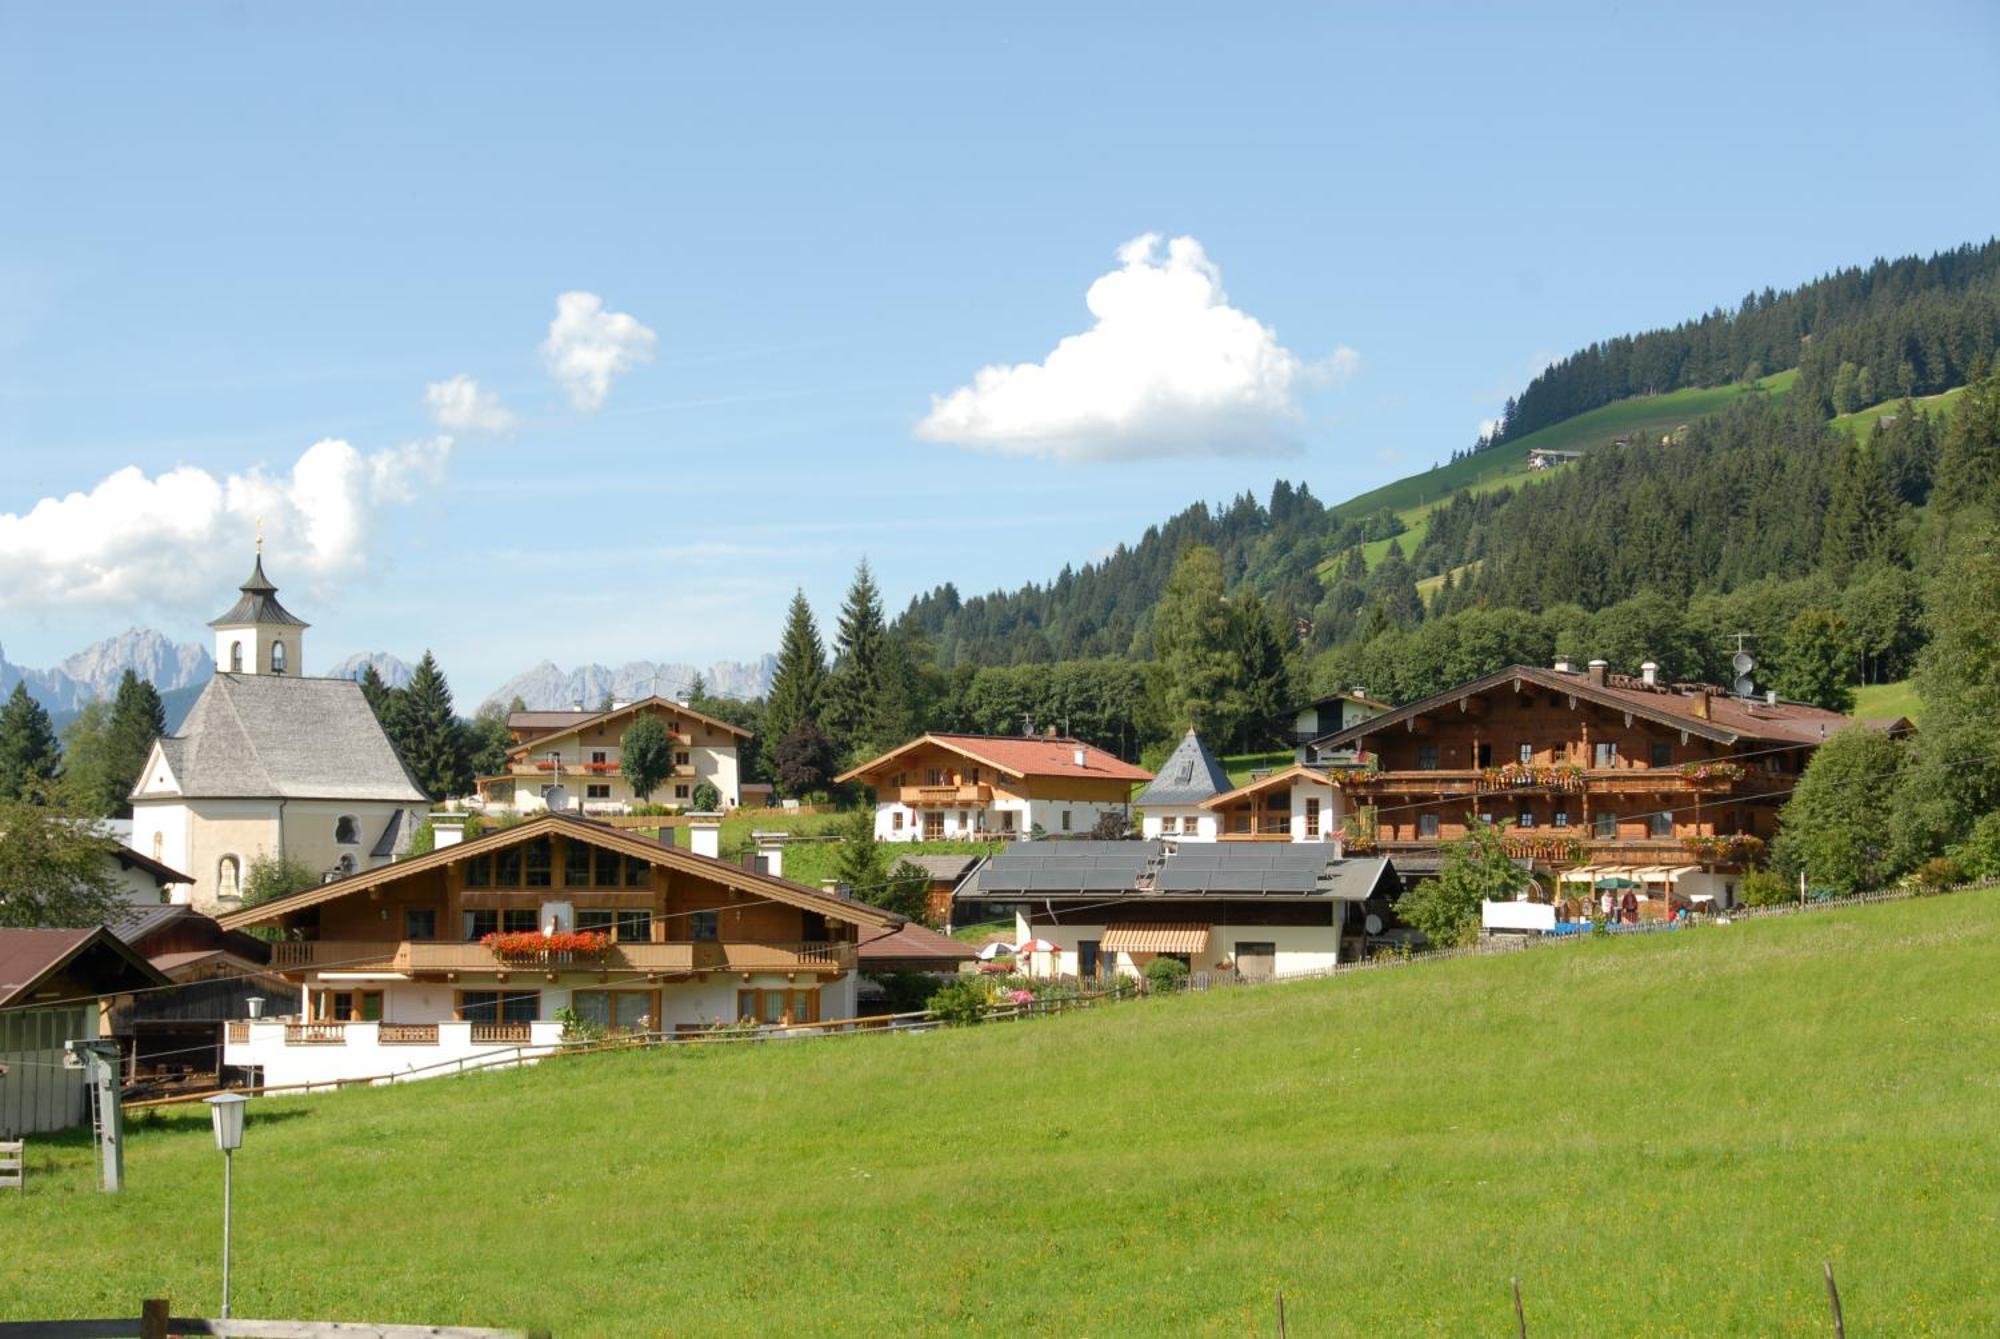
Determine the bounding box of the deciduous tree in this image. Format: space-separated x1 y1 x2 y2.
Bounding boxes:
619 713 673 802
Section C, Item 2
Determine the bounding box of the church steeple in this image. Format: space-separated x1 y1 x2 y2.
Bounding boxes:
210 545 309 677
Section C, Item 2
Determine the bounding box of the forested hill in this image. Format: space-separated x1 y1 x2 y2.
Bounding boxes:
899 237 2000 677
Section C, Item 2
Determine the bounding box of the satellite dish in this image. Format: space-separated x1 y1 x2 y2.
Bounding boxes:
1731 652 1755 675
543 784 570 813
1364 914 1384 935
1733 676 1756 697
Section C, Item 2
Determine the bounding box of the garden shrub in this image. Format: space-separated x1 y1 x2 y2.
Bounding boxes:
1143 956 1190 993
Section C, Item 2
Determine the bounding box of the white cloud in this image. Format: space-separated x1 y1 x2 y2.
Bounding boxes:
1478 417 1502 441
424 374 515 432
0 437 451 612
916 234 1351 461
542 291 657 411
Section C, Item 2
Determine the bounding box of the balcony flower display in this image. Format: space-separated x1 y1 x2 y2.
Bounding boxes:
1675 761 1747 784
481 930 611 961
1504 833 1584 864
1682 833 1764 864
1478 762 1585 792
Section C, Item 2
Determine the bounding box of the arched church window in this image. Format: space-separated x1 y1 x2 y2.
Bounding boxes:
271 640 287 675
229 642 244 672
152 833 164 860
217 855 242 900
335 815 359 845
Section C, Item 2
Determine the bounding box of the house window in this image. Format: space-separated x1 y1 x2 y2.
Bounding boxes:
458 990 539 1023
523 838 553 888
405 908 438 941
229 642 244 672
689 910 719 941
1475 743 1493 768
317 990 381 1021
1594 741 1618 768
586 784 611 800
675 751 690 767
736 989 819 1025
1651 742 1672 768
335 815 359 845
926 767 945 786
1517 809 1536 829
624 855 649 888
1593 811 1616 838
1159 815 1178 835
571 990 651 1032
1060 809 1073 832
270 640 287 675
564 842 591 886
1649 810 1673 838
674 785 690 800
578 909 652 942
152 832 164 860
892 811 905 832
1518 743 1534 764
595 845 622 887
1418 813 1440 839
464 855 493 888
494 847 523 887
217 855 241 900
463 908 537 940
1553 810 1571 828
999 811 1017 833
1305 797 1321 837
1417 745 1439 771
591 751 607 765
968 767 981 784
923 811 944 840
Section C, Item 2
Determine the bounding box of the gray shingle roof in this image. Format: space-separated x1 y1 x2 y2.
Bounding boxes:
1133 729 1233 807
370 807 414 858
143 673 428 803
208 555 309 629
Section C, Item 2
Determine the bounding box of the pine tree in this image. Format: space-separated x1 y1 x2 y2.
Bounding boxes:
1152 545 1241 740
356 662 393 721
822 560 889 760
765 590 828 750
0 683 61 802
391 652 471 801
103 670 166 816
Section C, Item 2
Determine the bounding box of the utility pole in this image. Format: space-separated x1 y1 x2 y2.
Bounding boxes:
65 1040 124 1193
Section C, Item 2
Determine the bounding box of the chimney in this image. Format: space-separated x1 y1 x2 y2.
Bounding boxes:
687 812 722 860
1072 746 1087 769
753 831 787 879
1044 726 1057 739
1350 685 1368 699
821 877 852 902
1640 661 1659 688
1553 656 1573 674
572 698 585 713
1693 689 1711 721
1766 689 1778 706
1587 658 1608 687
430 813 466 848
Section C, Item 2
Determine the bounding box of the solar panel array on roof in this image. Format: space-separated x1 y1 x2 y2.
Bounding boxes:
976 841 1161 894
1154 846 1333 895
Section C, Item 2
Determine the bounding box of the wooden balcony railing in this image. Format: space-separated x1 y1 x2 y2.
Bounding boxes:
225 1021 250 1044
470 1022 533 1044
284 1022 347 1045
270 941 398 970
897 783 993 807
392 940 855 976
378 1023 440 1045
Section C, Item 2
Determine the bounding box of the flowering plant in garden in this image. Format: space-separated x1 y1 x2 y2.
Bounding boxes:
1676 761 1747 783
481 930 611 959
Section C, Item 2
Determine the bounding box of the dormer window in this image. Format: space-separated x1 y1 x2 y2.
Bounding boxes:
271 640 287 675
229 642 244 672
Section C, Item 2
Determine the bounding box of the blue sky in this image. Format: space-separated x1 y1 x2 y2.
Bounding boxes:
2 2 1997 700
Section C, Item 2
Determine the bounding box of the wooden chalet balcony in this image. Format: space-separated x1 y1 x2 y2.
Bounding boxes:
378 1022 440 1045
392 939 855 976
1342 766 1782 797
284 1022 348 1045
270 940 399 970
897 783 993 807
470 1022 534 1044
1220 817 1293 840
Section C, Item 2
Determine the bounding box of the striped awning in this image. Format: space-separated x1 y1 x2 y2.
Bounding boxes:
1101 923 1211 955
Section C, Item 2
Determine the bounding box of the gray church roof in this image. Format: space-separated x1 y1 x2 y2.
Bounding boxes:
141 673 428 803
208 555 309 629
1133 729 1234 807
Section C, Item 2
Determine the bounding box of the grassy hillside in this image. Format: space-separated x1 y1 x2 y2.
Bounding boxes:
1832 384 1966 437
1853 678 1923 723
1335 371 1797 571
13 892 2000 1335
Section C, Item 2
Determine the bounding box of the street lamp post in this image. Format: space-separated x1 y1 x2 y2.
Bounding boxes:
206 1093 248 1318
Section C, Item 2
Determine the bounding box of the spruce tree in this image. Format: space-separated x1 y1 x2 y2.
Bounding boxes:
1152 545 1240 740
103 670 166 815
391 652 471 801
355 662 393 721
0 683 61 802
765 590 828 750
822 559 889 760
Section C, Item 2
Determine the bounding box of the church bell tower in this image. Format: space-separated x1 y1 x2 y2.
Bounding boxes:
209 540 309 677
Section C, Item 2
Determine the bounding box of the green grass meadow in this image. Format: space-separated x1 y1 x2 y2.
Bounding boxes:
1852 678 1923 724
11 891 2000 1334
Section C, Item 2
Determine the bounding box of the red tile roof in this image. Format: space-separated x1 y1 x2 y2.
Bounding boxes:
839 733 1153 784
857 921 978 972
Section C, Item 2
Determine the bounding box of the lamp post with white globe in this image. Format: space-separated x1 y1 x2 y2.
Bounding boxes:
206 1093 248 1318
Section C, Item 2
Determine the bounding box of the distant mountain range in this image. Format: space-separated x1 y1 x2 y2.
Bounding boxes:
480 657 777 711
0 631 774 732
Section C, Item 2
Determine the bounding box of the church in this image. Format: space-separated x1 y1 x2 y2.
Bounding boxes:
127 552 430 912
